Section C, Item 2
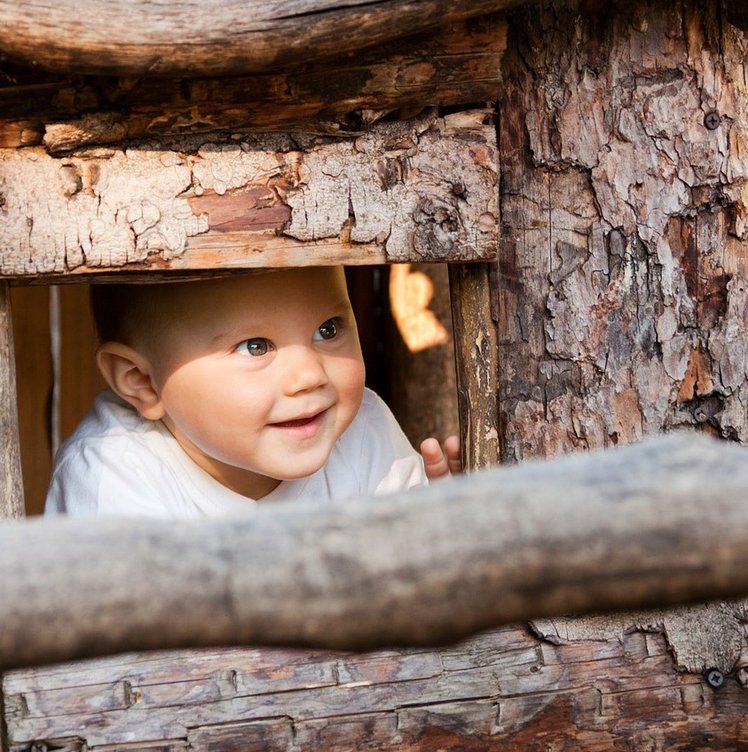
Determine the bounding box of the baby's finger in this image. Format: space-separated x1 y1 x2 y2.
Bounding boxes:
420 437 450 480
443 434 462 474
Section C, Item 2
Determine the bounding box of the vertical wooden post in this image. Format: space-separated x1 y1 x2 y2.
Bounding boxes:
448 262 501 470
0 281 22 752
0 282 24 520
0 282 24 519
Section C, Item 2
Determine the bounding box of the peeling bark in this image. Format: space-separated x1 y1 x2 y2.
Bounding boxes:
0 111 498 277
499 0 748 459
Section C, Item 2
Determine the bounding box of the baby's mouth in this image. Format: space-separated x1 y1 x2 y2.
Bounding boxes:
271 409 327 428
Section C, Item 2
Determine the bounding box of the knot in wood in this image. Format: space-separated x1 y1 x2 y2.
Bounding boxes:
412 197 462 259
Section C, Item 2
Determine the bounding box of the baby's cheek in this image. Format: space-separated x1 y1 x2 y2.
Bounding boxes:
336 360 365 414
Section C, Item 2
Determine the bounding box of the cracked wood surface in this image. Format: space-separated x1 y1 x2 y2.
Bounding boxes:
4 625 748 750
0 14 508 152
498 0 748 458
0 284 22 520
0 0 524 77
0 111 498 278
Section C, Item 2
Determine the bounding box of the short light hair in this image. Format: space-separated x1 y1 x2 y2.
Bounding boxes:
90 282 180 349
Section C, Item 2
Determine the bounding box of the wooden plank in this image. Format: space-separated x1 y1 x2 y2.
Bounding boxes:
449 262 501 469
0 111 498 278
9 286 52 516
187 719 294 752
4 625 747 750
7 667 503 746
0 15 508 151
0 0 521 77
0 283 23 519
1 648 346 697
0 281 23 752
2 434 748 669
57 285 104 443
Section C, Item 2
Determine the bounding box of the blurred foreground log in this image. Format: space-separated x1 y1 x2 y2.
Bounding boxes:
0 0 521 76
2 433 748 671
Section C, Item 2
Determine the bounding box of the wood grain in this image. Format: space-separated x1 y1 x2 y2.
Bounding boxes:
2 434 748 670
5 625 748 750
0 15 508 151
449 262 501 469
0 111 498 278
0 283 23 519
0 0 521 76
9 287 52 517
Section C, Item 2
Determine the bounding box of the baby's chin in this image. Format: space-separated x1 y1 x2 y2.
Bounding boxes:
268 461 328 482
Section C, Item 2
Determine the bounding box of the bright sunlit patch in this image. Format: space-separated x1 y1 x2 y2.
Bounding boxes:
389 264 449 353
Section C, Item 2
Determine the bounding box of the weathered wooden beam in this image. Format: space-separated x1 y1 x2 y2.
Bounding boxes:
0 111 498 278
0 15 508 151
0 0 523 77
0 283 23 520
449 262 501 469
2 433 748 671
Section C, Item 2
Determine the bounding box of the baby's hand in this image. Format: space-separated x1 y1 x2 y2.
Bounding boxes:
420 435 462 481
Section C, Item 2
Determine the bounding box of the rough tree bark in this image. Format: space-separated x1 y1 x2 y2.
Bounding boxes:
490 0 748 745
499 0 748 458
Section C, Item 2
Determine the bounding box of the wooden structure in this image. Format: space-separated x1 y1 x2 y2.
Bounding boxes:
3 0 748 749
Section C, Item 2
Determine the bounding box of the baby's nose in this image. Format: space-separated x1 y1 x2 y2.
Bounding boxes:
281 347 329 394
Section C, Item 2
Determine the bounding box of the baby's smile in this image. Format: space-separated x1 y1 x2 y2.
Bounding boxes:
269 409 328 438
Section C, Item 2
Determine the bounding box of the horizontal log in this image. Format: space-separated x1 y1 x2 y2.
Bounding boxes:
0 111 498 278
0 0 523 76
2 433 748 670
0 15 507 151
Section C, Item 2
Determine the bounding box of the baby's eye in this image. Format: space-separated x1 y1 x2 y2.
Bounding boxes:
236 337 272 356
314 318 339 341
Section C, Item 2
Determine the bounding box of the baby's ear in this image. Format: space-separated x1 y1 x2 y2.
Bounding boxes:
96 342 165 420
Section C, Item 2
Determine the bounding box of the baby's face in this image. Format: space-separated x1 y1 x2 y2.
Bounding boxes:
143 267 365 499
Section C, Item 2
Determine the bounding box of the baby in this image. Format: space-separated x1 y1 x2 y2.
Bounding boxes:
46 266 459 517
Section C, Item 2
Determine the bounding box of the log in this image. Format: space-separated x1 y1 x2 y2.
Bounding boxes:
2 433 748 671
4 626 746 750
0 0 522 77
0 14 508 151
0 111 498 279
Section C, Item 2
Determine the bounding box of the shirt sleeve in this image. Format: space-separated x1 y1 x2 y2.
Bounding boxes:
45 445 100 517
45 437 200 519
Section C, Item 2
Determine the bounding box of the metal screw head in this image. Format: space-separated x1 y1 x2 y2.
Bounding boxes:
704 111 721 130
693 406 709 423
705 668 725 689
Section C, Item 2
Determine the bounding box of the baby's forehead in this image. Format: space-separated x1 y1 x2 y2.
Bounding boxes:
155 267 350 319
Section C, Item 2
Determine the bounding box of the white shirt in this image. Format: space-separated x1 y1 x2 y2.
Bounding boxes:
45 388 426 518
